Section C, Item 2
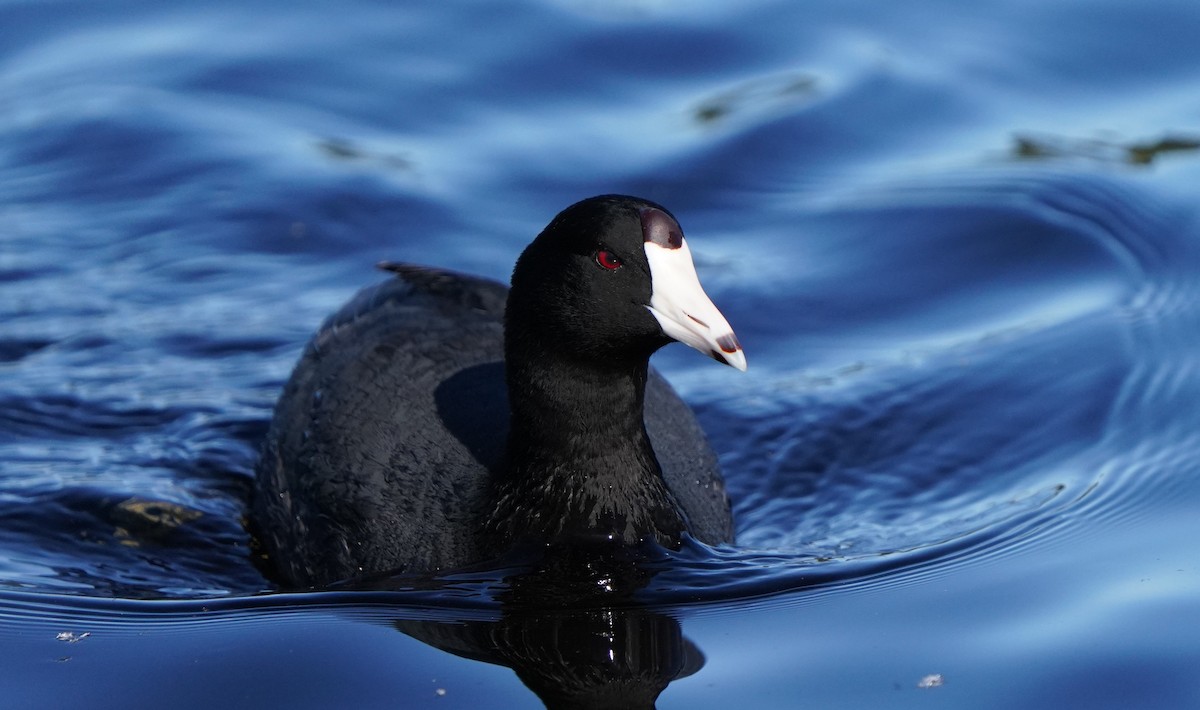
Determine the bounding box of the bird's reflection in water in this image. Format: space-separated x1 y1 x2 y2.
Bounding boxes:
359 543 705 710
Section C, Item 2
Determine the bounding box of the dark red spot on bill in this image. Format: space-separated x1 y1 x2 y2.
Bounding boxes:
640 208 683 249
716 334 740 354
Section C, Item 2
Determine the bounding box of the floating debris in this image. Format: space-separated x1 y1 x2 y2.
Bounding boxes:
435 688 447 697
55 632 91 643
316 137 412 170
115 499 203 528
1013 132 1200 166
105 498 205 545
917 673 944 689
694 72 817 125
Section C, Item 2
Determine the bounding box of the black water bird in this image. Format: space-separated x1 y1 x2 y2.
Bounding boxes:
253 195 746 585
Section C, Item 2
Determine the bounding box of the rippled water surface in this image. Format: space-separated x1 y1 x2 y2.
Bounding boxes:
3 1 1200 707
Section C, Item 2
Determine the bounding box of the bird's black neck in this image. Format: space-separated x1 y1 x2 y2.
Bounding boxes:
486 336 686 552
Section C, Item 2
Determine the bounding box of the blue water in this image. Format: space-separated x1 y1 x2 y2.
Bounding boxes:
3 0 1200 707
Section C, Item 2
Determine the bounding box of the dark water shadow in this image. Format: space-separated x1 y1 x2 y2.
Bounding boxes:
395 608 700 709
352 546 706 709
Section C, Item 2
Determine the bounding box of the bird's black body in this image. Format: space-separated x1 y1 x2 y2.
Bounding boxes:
253 196 736 586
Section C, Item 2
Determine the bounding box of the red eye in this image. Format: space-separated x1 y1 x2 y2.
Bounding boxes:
595 249 623 270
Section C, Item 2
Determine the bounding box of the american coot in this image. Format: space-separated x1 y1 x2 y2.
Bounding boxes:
253 195 746 586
